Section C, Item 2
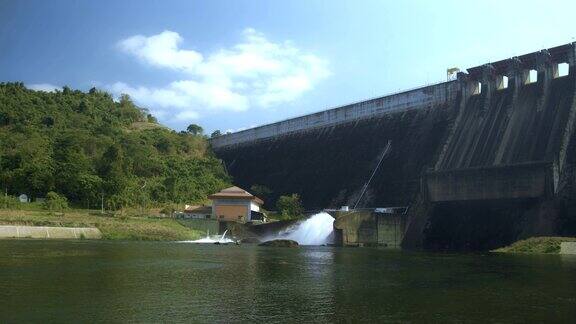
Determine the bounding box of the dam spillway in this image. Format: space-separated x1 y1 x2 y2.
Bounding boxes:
210 43 576 250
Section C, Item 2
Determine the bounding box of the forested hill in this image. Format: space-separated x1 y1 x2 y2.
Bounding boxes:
0 82 230 209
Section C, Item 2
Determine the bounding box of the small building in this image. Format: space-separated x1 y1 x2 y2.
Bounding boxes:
208 186 264 223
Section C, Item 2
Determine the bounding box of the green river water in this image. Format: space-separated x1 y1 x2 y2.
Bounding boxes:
1 240 575 323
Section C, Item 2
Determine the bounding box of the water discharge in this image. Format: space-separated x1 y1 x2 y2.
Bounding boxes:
180 213 336 245
180 229 234 244
269 212 335 245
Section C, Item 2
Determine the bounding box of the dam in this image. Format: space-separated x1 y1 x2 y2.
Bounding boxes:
210 43 576 250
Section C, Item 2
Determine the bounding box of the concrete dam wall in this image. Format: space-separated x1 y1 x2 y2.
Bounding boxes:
213 81 460 209
211 43 576 250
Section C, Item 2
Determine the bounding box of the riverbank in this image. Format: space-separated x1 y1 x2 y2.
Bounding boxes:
493 237 576 254
0 209 205 241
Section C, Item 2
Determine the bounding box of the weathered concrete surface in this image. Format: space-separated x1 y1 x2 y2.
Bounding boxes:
560 242 576 254
333 211 405 248
435 69 576 170
426 162 554 202
211 82 460 148
215 103 456 209
420 199 561 250
0 225 102 240
177 219 219 236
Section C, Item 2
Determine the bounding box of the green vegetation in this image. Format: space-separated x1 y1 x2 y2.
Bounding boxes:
43 191 69 211
0 208 205 241
275 193 304 220
186 123 203 135
0 82 230 209
0 195 21 209
493 236 576 254
210 130 222 138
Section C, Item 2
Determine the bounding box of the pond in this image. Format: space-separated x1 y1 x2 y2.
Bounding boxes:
1 240 575 322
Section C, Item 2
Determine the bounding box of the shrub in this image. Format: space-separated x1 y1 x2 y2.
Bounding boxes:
160 204 177 216
43 192 69 211
276 194 304 220
0 195 21 209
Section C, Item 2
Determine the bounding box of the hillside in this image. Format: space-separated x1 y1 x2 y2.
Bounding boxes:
0 82 230 209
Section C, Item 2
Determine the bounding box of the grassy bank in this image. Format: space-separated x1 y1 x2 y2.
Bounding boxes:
493 236 576 254
0 209 205 241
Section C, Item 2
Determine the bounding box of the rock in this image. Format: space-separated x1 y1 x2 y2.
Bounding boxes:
259 239 299 247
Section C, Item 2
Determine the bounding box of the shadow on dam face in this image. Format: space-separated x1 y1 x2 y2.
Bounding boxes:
216 103 456 211
422 199 559 251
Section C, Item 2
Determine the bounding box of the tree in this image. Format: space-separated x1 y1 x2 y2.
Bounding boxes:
276 194 304 219
41 116 54 127
118 94 144 122
43 191 69 211
0 82 231 208
187 124 203 135
147 114 158 123
210 130 222 138
0 111 9 126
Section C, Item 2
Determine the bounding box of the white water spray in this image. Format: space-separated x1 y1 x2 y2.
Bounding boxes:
269 212 335 245
180 229 234 244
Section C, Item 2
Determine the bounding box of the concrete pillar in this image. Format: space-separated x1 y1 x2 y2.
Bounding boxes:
457 72 472 98
535 50 553 113
505 58 523 91
568 42 576 69
536 50 554 84
479 64 497 96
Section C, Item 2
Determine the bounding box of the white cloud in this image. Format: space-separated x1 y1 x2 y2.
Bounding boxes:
111 28 331 124
174 110 200 121
27 83 61 92
118 31 203 73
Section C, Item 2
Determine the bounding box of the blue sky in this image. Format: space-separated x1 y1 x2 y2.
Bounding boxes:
1 0 575 133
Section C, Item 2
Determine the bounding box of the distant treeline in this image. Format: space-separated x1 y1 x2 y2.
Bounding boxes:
0 82 230 209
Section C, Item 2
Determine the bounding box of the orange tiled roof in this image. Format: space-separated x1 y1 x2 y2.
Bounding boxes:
208 186 264 205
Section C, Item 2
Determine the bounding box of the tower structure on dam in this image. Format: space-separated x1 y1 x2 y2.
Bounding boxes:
210 43 576 250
